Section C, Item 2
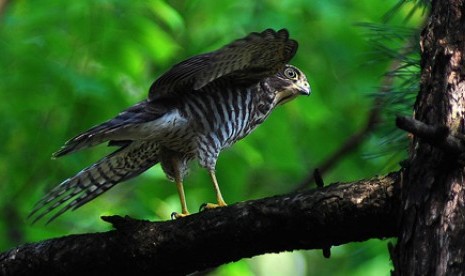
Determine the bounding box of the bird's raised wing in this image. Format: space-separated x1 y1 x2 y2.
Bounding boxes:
148 28 298 101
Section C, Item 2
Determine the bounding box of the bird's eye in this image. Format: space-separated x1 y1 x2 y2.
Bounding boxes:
284 68 297 79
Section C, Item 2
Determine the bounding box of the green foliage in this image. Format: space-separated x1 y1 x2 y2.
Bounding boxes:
0 0 424 274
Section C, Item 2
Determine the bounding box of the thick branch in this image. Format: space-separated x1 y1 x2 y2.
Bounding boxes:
0 173 399 276
396 116 465 154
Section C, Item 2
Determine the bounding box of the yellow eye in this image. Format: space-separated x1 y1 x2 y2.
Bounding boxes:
284 67 297 79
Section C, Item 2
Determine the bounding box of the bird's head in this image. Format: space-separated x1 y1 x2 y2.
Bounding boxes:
271 65 310 106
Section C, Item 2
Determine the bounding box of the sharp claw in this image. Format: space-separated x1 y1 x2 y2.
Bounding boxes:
171 212 178 220
199 203 208 212
199 202 227 212
171 211 190 219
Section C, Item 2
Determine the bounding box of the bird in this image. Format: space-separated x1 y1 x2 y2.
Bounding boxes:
29 28 310 223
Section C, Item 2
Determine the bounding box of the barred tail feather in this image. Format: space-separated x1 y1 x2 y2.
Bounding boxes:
29 141 159 224
53 100 165 158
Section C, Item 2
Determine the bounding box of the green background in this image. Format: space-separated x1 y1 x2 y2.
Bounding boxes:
0 0 423 275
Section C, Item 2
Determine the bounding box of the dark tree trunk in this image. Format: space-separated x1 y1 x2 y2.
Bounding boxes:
393 0 465 274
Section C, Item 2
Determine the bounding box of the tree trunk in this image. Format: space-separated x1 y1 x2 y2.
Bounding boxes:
393 0 465 274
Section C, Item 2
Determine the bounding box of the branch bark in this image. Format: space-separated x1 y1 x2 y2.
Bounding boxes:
392 0 465 274
396 116 465 154
1 173 399 276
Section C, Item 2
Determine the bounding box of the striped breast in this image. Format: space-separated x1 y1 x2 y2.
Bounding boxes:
169 82 275 169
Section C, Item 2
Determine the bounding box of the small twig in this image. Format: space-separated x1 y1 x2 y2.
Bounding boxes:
314 169 325 188
297 123 375 189
322 246 331 258
395 116 465 154
297 60 400 189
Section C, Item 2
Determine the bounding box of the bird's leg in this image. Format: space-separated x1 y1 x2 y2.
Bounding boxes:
174 179 190 217
210 170 227 207
171 160 190 219
201 170 228 210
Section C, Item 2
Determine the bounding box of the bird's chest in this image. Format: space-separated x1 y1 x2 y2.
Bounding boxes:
159 90 273 158
191 99 271 150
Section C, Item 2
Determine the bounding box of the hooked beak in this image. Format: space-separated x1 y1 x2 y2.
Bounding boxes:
275 80 311 105
298 81 311 96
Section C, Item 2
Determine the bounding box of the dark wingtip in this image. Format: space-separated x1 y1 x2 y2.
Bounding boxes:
277 28 290 39
260 28 291 40
261 28 276 37
52 147 70 158
28 210 47 225
52 138 83 158
286 39 298 59
265 28 296 59
52 151 63 159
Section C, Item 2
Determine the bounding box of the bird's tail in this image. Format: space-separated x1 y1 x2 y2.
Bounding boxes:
28 140 159 224
52 101 160 158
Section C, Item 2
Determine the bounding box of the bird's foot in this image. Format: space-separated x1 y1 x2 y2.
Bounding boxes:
199 202 228 212
170 211 190 220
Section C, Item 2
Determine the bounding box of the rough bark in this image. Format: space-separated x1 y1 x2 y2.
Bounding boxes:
393 0 465 275
0 173 399 276
396 116 465 154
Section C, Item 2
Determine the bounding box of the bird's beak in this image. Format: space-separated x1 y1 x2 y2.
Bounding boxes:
298 80 311 96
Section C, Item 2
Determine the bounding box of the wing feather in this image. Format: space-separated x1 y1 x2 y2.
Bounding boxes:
148 28 298 100
53 99 176 157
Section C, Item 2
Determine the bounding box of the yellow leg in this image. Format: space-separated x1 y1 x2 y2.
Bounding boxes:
208 170 227 207
175 179 190 216
171 158 190 219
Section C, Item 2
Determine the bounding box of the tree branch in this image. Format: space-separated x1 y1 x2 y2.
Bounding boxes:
0 173 400 276
396 116 465 154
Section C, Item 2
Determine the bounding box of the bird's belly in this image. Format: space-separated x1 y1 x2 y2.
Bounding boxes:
155 99 262 167
158 128 197 155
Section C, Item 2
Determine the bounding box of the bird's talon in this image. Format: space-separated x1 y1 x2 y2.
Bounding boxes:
171 212 189 220
200 202 227 212
170 212 177 220
199 203 208 212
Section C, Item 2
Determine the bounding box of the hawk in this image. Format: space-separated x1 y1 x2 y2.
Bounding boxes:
29 28 310 223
